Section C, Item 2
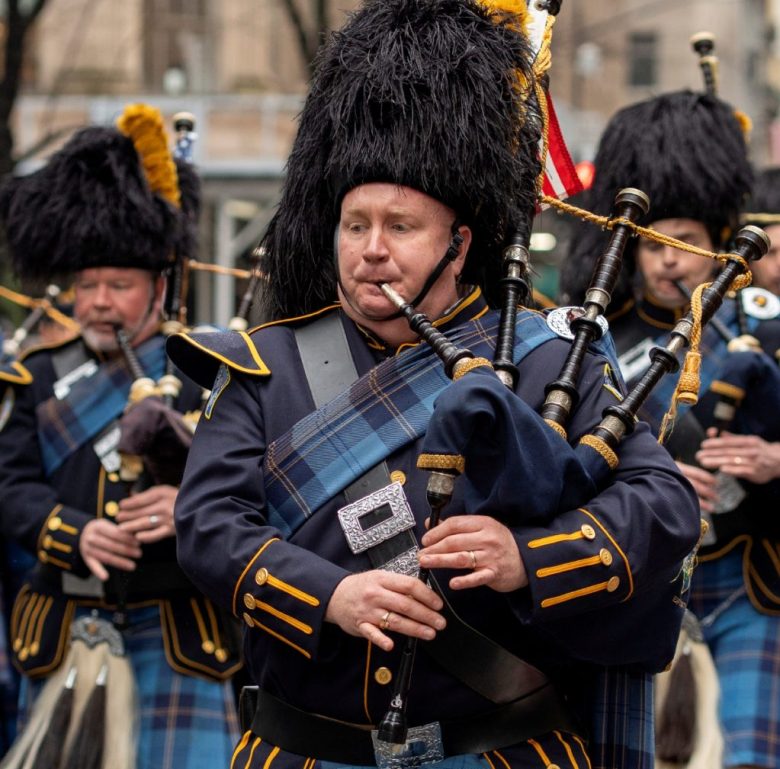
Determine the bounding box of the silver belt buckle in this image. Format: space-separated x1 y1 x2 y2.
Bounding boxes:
372 722 444 769
337 482 418 576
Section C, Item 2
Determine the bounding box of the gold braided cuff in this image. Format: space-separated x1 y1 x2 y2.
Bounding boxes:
544 419 568 440
579 435 619 471
710 381 745 401
452 357 494 381
417 453 466 474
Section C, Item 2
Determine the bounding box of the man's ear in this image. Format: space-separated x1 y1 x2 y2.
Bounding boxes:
453 225 472 278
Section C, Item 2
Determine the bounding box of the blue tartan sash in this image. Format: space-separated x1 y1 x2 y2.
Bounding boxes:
265 310 612 537
638 301 758 432
36 336 167 476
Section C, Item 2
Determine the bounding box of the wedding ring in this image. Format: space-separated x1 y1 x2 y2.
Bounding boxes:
468 550 477 570
380 611 393 630
149 514 159 525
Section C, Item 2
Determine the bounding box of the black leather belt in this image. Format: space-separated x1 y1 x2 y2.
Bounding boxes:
241 686 579 765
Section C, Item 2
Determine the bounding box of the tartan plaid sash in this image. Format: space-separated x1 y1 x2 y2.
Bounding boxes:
37 336 167 476
265 310 594 537
638 301 757 432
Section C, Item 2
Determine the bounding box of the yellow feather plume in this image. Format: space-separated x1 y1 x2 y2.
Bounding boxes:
116 104 181 208
478 0 530 32
733 109 753 140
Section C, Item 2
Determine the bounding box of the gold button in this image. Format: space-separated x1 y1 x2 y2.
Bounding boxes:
108 472 120 483
374 667 393 685
255 568 269 586
243 612 254 627
548 765 561 769
607 576 620 592
12 638 21 652
599 548 613 566
30 642 39 656
202 640 216 654
38 550 48 562
244 593 257 610
215 648 228 663
390 470 407 485
18 648 28 662
581 524 596 541
48 516 62 531
104 501 119 517
43 535 53 549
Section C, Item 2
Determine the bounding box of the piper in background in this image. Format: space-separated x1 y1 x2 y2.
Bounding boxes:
0 105 241 769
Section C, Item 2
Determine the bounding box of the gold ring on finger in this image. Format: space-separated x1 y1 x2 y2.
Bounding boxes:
380 611 393 630
468 550 477 570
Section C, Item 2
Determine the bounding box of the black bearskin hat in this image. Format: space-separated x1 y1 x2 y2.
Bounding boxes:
743 167 780 225
559 90 752 309
259 0 542 319
0 106 199 282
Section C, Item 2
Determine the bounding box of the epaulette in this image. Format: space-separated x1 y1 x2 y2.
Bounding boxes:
167 330 271 390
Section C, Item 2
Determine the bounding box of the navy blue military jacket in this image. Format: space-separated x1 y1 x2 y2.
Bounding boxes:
609 294 780 608
0 333 242 680
171 290 699 728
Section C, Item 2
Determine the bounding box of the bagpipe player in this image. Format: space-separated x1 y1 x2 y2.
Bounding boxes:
561 90 780 769
0 106 241 769
168 2 700 768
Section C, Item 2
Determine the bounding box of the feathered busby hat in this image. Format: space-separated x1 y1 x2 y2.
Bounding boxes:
742 167 780 226
559 91 752 309
0 104 199 281
259 0 542 319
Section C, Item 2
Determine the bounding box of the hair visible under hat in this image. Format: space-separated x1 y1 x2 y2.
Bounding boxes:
560 90 752 309
259 0 542 319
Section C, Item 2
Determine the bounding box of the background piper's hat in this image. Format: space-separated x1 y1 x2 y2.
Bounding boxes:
742 166 780 225
559 90 753 309
259 0 542 319
0 104 199 282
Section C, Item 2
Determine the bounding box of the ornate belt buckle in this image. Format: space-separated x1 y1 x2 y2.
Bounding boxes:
337 482 418 576
372 722 445 769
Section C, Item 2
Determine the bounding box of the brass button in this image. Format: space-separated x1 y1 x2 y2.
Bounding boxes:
30 642 39 656
215 648 228 663
548 765 561 769
18 647 28 662
244 593 257 610
607 576 620 592
243 612 254 627
390 470 406 485
12 638 21 652
599 548 613 566
581 524 596 541
108 472 120 483
104 501 119 517
255 568 269 586
202 640 216 654
38 550 48 562
43 535 53 549
374 667 393 685
48 516 62 531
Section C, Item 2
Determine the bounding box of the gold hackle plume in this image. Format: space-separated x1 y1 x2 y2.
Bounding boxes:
479 0 530 31
116 104 181 209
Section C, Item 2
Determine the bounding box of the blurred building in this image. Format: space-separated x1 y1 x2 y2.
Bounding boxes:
7 0 780 313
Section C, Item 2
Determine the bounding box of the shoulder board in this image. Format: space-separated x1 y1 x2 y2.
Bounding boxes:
0 359 32 385
167 330 271 390
247 303 341 333
16 332 82 363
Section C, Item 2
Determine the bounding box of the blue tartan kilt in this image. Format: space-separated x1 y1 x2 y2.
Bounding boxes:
689 546 780 769
22 604 239 769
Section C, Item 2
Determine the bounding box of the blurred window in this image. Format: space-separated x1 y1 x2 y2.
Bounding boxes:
628 31 658 87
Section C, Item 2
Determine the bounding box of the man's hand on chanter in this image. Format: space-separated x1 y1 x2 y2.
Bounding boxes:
117 484 178 543
325 570 446 652
80 518 143 581
419 514 528 593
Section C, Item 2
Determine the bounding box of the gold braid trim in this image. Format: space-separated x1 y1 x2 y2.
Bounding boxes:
116 104 181 208
740 212 780 225
579 435 619 471
417 454 466 474
710 380 745 401
0 285 80 331
452 357 493 381
544 418 567 440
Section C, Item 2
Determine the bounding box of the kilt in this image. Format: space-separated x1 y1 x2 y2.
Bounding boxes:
21 604 239 769
689 545 780 769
